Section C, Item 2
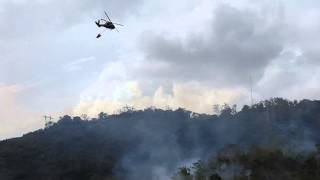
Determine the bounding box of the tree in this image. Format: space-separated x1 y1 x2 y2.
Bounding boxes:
172 167 193 180
81 114 89 121
98 112 108 120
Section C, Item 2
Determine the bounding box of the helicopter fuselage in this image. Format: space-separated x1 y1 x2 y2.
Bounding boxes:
99 21 115 30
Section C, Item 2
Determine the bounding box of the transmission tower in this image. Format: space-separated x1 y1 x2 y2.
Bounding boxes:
43 115 54 128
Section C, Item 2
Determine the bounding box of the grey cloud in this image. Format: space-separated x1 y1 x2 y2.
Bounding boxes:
256 48 320 100
140 3 285 87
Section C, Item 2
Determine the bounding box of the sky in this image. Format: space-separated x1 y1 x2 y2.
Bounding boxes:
0 0 320 139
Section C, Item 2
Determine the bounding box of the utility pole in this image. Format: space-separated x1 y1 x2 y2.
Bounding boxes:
250 75 254 106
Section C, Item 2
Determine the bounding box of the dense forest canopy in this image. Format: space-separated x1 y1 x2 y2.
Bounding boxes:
1 98 320 180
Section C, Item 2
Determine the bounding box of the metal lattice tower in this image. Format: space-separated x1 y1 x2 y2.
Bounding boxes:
43 115 54 128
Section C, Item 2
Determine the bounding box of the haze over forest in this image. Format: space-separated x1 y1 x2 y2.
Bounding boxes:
1 98 320 180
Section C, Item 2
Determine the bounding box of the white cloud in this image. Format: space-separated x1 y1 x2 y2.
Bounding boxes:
73 82 244 116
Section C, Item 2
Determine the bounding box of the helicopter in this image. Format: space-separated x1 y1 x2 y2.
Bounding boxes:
95 11 124 38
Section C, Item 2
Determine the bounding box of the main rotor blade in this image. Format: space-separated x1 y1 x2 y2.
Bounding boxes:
113 23 124 26
104 11 112 22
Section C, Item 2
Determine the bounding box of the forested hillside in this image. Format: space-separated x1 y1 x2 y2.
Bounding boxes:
1 98 320 180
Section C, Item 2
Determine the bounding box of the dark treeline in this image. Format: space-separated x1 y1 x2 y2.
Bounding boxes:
1 98 320 180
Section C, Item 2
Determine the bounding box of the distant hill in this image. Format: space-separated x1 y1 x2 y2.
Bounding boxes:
1 98 320 180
